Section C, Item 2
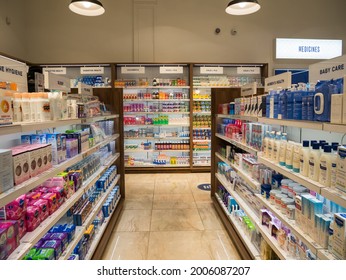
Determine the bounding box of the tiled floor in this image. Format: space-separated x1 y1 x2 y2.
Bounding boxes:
101 173 241 260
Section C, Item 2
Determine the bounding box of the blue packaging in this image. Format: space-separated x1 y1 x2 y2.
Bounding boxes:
293 84 306 120
314 80 334 122
266 94 271 118
30 134 41 144
278 89 287 119
286 89 295 119
21 135 31 144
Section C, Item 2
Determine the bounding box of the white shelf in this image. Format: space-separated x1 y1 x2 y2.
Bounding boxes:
216 133 258 155
193 127 211 130
258 117 324 130
323 123 346 134
21 119 82 132
317 249 339 260
124 124 190 128
125 149 153 153
216 173 293 260
82 114 119 123
84 196 121 260
124 137 190 140
125 164 190 168
121 86 190 89
124 112 189 115
215 152 260 192
256 194 323 255
193 150 211 153
321 187 346 209
0 124 22 136
193 99 211 101
6 242 33 260
257 156 325 194
217 114 258 122
193 112 211 115
193 139 211 142
0 134 119 209
123 99 190 102
215 194 261 259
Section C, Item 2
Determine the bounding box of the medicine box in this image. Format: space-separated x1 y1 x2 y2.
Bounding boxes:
0 149 14 194
333 213 346 259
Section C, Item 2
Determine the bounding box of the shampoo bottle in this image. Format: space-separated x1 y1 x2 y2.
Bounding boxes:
308 143 321 181
319 145 332 187
21 93 31 122
299 140 310 177
279 133 287 166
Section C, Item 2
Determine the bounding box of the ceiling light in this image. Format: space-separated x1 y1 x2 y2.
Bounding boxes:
225 0 261 15
69 0 105 16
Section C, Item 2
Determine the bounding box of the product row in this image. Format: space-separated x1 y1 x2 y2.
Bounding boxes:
193 75 261 87
123 102 189 113
125 141 190 151
193 101 211 112
123 116 190 126
115 78 187 87
126 154 190 166
123 91 189 100
124 129 189 139
193 115 211 128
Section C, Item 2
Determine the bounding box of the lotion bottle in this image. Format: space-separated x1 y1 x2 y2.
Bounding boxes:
330 144 338 189
279 133 287 166
299 140 310 177
308 143 321 181
293 142 302 173
273 131 281 163
319 145 332 187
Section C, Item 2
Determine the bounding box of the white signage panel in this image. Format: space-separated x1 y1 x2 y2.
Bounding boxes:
78 82 93 95
309 54 346 82
265 72 292 92
0 55 28 92
159 66 184 74
121 66 145 74
44 72 71 92
43 67 67 75
276 38 342 59
237 67 261 75
241 82 257 97
80 67 104 75
200 67 224 74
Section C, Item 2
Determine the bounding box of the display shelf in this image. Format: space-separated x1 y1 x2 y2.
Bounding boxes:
215 152 260 191
123 99 190 102
215 194 261 259
193 127 211 130
82 114 119 124
0 135 119 209
6 242 33 260
321 188 346 210
125 164 190 168
59 226 85 260
317 249 339 260
124 112 190 115
257 156 324 194
256 194 323 255
125 149 153 153
21 119 82 132
323 123 346 134
154 149 190 152
257 117 323 130
193 99 211 101
124 137 190 140
193 139 211 142
216 173 292 260
121 86 190 89
0 124 22 135
217 114 259 122
193 112 211 115
84 195 121 260
104 153 120 168
193 163 211 167
193 86 231 89
215 133 258 155
193 150 211 153
124 124 190 128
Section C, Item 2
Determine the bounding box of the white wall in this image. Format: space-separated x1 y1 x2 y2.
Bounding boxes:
1 0 346 74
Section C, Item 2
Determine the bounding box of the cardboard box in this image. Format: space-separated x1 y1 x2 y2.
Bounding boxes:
333 213 346 259
331 94 343 124
0 149 14 194
11 148 30 185
336 146 346 193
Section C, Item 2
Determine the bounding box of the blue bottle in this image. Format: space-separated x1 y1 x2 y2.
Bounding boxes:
305 83 316 121
278 89 287 119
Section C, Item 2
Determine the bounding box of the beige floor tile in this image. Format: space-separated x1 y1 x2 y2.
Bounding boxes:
124 194 153 210
195 201 214 209
192 190 212 202
155 173 191 182
114 210 152 232
153 194 196 209
198 205 224 230
125 182 155 195
126 174 156 184
147 230 240 260
101 232 149 260
151 209 204 231
154 181 191 194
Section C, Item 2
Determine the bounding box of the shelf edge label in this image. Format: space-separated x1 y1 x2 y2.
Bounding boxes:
121 66 145 74
80 67 104 75
237 67 261 75
265 72 291 92
0 55 28 92
43 67 67 75
200 67 223 74
44 72 71 92
78 82 93 95
159 66 184 74
241 82 257 96
309 54 346 82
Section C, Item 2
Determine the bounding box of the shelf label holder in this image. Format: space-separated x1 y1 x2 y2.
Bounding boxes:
200 66 223 74
159 66 184 74
264 72 292 92
241 82 257 97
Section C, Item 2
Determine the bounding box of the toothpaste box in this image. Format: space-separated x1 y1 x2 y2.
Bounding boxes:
0 149 14 194
333 213 346 259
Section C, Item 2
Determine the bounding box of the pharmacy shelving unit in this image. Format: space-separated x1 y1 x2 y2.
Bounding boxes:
0 105 124 260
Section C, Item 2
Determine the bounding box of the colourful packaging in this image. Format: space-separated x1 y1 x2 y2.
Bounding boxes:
50 232 68 252
0 220 19 260
0 194 27 220
23 248 39 260
41 193 58 215
16 214 27 239
25 205 41 232
32 248 55 260
41 239 62 259
30 199 49 222
0 149 14 195
11 148 30 185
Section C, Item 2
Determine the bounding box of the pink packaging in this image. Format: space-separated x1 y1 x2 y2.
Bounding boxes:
16 214 27 239
25 205 41 232
0 220 19 260
0 194 27 220
48 187 65 206
30 199 49 222
26 191 41 202
41 193 58 215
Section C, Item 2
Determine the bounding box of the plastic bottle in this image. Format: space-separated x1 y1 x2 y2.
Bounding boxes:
279 133 287 166
285 141 294 169
29 93 37 122
273 131 281 163
308 143 321 181
299 140 310 177
293 142 302 173
267 131 275 159
263 131 270 157
306 83 316 121
42 93 51 121
330 144 338 188
319 145 332 187
12 93 22 123
35 93 44 122
21 93 31 122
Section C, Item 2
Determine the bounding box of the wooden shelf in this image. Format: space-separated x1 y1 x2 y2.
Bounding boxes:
321 187 346 209
124 112 189 115
123 99 190 102
216 134 258 155
217 114 258 122
121 86 190 89
257 117 323 130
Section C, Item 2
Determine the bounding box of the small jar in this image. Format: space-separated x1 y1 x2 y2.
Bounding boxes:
275 193 288 209
281 179 293 195
286 205 296 220
287 182 300 198
281 198 295 214
269 190 281 205
293 186 308 197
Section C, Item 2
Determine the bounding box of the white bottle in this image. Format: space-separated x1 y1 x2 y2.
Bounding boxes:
268 131 275 160
29 93 37 122
293 143 302 173
299 140 310 177
12 93 22 123
285 141 294 169
279 133 287 166
42 93 51 121
319 145 332 187
21 93 31 122
330 145 338 188
263 131 270 157
308 143 321 181
35 93 44 122
273 131 281 163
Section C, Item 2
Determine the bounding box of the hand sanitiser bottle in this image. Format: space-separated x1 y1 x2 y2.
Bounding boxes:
308 143 321 181
299 141 310 177
319 145 332 187
279 133 288 166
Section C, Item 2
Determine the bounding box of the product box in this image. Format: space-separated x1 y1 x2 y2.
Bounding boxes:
21 135 31 145
0 220 19 259
0 96 13 125
25 205 41 232
0 194 26 220
46 133 63 165
332 213 346 259
44 144 53 171
331 94 343 124
295 195 303 228
11 148 30 185
27 147 39 178
336 146 346 193
0 149 14 194
342 75 346 123
30 134 41 145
